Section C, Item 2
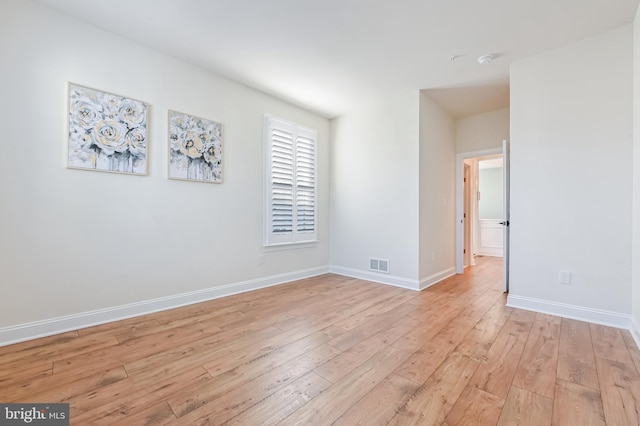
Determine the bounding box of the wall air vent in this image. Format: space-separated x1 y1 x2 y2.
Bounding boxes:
369 258 390 274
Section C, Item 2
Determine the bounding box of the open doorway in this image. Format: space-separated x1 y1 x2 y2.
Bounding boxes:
455 145 509 291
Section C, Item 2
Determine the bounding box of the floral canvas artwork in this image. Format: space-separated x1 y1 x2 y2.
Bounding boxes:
169 111 223 183
68 83 148 175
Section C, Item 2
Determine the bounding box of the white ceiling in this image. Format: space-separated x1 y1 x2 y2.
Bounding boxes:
35 0 639 119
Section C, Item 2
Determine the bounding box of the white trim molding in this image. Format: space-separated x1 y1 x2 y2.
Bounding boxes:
507 294 633 330
0 266 329 347
330 266 420 291
420 267 456 290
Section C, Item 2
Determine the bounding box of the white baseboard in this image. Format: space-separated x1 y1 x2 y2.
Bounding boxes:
0 266 330 347
329 266 420 291
507 294 632 330
8 267 636 350
419 267 456 290
477 249 503 257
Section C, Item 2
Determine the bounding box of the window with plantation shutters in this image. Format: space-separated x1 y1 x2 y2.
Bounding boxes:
264 116 318 246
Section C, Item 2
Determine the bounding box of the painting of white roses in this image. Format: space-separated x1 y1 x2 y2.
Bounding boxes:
68 83 148 175
169 110 223 183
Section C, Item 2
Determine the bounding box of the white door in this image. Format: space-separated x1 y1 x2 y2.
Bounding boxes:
501 140 510 292
464 164 471 267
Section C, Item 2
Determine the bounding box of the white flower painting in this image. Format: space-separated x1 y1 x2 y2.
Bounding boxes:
169 110 223 183
68 83 148 175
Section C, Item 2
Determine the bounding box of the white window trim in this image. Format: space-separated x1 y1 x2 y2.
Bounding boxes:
263 115 318 247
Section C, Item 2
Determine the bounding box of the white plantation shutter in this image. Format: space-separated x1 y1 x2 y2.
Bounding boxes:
265 116 317 246
271 124 294 235
295 128 315 233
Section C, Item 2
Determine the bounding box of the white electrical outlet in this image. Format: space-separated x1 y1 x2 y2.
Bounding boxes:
559 271 571 284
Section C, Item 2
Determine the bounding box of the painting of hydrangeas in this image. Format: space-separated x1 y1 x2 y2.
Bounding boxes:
68 83 148 175
169 110 223 183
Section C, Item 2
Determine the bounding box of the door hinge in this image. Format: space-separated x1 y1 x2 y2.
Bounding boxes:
464 177 466 183
463 213 466 218
463 249 466 254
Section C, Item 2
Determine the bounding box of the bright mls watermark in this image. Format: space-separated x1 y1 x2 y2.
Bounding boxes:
0 404 68 425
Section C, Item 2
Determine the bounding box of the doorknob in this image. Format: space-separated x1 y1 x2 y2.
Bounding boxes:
499 221 510 226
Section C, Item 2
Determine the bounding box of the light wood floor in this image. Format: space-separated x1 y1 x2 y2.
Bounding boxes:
1 257 639 425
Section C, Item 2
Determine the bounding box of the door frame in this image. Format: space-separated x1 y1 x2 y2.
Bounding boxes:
455 147 502 274
463 163 472 267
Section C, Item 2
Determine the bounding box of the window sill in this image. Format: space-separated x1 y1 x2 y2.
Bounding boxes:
263 240 318 252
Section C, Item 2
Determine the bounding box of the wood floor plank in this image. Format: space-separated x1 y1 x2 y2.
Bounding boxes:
332 291 415 331
390 310 455 354
274 288 400 339
443 385 505 426
0 334 120 369
630 348 640 376
596 356 640 425
198 327 342 388
115 401 177 426
394 314 479 385
314 331 392 383
469 309 536 399
0 362 52 389
223 372 331 426
3 366 128 403
333 373 420 426
388 351 480 425
123 323 283 378
497 386 553 426
591 323 634 364
52 322 224 376
213 293 333 332
200 324 333 378
0 331 79 357
279 345 411 425
457 286 503 319
621 331 640 374
165 344 341 424
552 379 605 426
390 284 498 355
621 329 639 350
71 367 213 424
455 296 513 361
76 318 161 340
327 302 417 352
557 318 600 390
271 284 390 332
512 313 561 399
124 326 340 421
116 308 244 344
1 257 637 424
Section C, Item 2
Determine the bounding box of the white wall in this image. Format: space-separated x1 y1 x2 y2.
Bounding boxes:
0 1 330 331
456 107 509 153
419 93 456 286
330 92 420 286
633 6 640 339
509 25 633 318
